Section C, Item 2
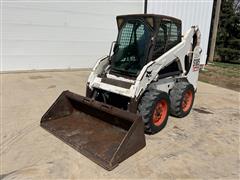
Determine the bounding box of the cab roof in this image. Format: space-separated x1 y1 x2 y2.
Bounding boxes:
116 14 182 31
116 14 181 24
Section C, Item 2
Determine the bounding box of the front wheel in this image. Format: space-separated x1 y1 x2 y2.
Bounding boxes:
138 89 170 134
170 82 195 118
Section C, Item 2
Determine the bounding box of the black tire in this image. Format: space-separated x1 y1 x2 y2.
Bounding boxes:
138 89 170 134
170 82 195 118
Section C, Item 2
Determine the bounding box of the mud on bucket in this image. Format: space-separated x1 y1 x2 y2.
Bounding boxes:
40 90 146 170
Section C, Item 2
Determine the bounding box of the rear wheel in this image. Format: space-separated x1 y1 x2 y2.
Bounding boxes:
138 89 170 134
170 82 195 118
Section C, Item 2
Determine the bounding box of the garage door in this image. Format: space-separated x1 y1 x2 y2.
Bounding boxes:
2 1 143 71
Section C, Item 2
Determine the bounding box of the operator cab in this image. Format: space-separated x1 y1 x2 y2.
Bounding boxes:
110 14 182 77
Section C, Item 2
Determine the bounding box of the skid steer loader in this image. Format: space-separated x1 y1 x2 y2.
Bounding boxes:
41 14 201 170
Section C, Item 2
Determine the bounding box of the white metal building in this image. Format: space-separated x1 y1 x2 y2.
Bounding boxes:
147 0 214 66
2 0 213 72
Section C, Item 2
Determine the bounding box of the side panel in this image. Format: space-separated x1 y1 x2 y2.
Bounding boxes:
187 46 202 89
148 78 176 93
134 27 200 97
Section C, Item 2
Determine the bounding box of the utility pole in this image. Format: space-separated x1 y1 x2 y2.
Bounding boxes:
208 0 222 62
144 0 148 14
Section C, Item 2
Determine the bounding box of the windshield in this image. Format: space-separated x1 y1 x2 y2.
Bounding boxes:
111 20 151 76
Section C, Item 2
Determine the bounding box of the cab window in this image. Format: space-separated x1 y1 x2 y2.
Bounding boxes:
153 20 181 60
167 22 181 50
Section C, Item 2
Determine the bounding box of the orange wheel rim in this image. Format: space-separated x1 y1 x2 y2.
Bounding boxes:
182 90 193 112
152 100 168 126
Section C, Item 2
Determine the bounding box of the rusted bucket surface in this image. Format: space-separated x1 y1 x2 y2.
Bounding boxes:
40 91 146 170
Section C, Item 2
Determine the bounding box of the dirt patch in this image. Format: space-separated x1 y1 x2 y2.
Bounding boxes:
193 108 213 114
29 75 52 80
199 62 240 92
0 170 17 179
47 85 56 89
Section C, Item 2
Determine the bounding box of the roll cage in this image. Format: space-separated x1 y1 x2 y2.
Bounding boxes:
110 14 182 77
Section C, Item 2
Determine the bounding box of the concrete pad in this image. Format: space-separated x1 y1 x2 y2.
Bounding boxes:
1 70 239 179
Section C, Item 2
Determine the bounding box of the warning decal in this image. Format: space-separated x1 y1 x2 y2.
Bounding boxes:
193 58 200 71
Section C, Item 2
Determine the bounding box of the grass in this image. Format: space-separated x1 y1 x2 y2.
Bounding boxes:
199 61 240 91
